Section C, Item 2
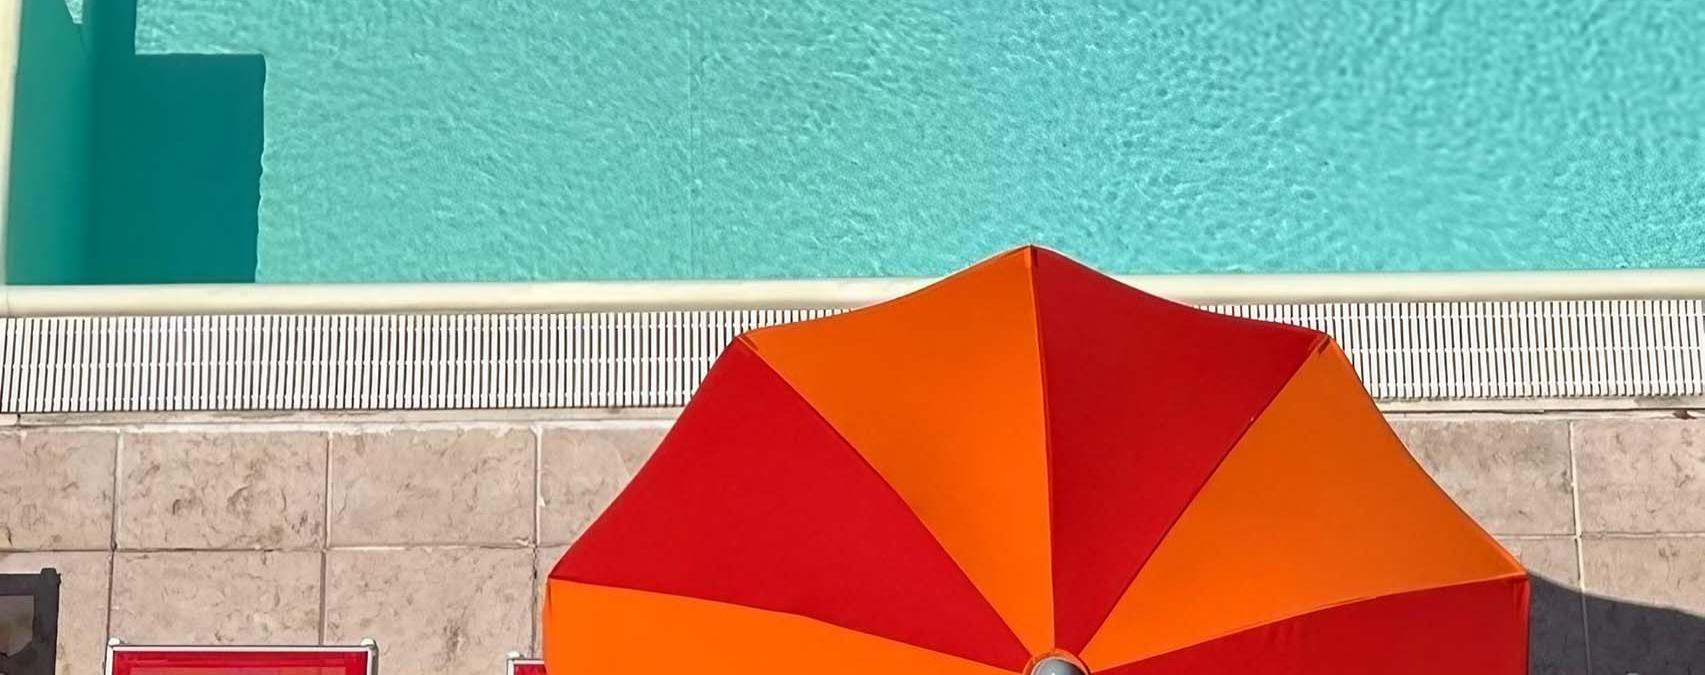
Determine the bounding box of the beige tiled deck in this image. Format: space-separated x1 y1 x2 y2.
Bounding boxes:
324 547 533 675
118 431 327 550
110 551 322 644
0 430 116 550
328 428 536 547
3 410 1703 675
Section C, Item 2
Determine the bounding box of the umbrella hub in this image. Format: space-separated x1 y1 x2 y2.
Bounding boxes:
1030 656 1087 675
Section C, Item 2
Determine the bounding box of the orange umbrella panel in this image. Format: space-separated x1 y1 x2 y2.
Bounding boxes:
543 246 1528 674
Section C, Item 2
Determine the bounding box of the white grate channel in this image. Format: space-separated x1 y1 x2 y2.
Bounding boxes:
2 301 1703 413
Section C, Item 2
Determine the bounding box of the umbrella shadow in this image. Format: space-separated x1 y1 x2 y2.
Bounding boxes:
1530 575 1705 674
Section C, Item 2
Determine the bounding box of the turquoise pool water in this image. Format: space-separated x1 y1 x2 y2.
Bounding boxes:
8 0 1705 283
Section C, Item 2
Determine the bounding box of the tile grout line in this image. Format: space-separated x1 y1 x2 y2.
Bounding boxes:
13 405 1694 431
1495 533 1589 541
1568 421 1593 672
29 543 541 552
9 409 1686 433
105 431 121 645
529 423 543 656
13 414 683 431
1575 531 1705 538
0 543 557 553
319 430 332 645
17 419 678 435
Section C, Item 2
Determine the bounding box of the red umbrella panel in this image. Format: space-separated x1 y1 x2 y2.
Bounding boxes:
543 246 1528 674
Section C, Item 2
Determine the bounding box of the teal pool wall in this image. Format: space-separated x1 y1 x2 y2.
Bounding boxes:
5 0 90 284
11 0 1705 283
85 0 262 284
5 0 261 284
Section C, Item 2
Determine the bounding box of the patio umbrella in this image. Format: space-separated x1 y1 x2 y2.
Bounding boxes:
542 246 1529 674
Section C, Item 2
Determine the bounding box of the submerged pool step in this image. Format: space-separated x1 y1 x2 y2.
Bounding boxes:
2 301 1702 413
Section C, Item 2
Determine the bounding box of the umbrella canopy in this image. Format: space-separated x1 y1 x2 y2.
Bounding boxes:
543 246 1528 674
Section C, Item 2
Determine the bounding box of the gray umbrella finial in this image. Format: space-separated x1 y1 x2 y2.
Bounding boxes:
1030 656 1087 675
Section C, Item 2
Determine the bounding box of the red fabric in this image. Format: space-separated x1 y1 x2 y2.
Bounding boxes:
1100 576 1530 674
110 649 369 675
551 341 1029 670
1033 249 1325 652
510 662 546 675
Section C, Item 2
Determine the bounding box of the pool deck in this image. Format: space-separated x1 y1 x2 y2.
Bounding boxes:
5 405 1705 674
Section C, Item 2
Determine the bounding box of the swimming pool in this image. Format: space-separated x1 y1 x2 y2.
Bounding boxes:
7 0 1705 284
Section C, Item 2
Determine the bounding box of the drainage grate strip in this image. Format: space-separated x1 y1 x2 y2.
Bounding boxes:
3 301 1702 412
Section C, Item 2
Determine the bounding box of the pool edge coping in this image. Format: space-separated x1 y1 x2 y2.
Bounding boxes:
8 267 1705 316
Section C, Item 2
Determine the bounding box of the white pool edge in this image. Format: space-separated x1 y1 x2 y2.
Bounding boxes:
0 0 23 285
8 267 1705 316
